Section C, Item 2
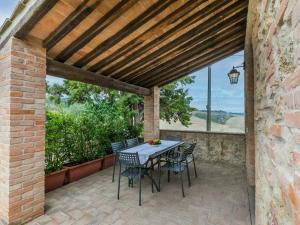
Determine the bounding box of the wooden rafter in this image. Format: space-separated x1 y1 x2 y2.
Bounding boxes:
43 0 103 50
2 0 249 94
156 46 244 87
125 14 247 83
88 0 208 72
73 0 178 67
102 0 233 76
130 21 246 84
46 58 150 95
143 40 245 87
55 0 139 62
15 0 58 38
109 0 247 80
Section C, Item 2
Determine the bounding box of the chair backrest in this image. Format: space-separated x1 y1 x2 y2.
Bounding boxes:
166 136 182 141
126 138 139 148
111 141 126 153
117 152 140 167
180 143 196 161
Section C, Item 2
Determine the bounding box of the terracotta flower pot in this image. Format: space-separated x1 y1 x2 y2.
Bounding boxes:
103 154 115 169
45 168 68 193
65 158 104 183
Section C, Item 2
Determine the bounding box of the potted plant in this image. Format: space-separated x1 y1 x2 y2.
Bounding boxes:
45 143 68 192
45 112 69 192
64 118 105 183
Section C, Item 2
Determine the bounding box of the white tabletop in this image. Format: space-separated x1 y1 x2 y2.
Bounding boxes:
123 140 182 165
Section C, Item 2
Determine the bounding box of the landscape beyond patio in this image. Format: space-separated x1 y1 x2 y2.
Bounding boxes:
28 162 252 225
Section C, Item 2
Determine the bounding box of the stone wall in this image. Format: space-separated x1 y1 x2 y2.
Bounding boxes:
248 0 300 224
0 37 46 224
160 130 245 167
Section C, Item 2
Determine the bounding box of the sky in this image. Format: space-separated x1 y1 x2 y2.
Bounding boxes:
0 1 245 113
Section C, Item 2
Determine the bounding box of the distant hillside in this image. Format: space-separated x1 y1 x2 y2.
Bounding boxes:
192 110 244 125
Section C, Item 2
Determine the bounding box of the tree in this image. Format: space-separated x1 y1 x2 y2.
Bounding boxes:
160 76 195 126
46 76 195 126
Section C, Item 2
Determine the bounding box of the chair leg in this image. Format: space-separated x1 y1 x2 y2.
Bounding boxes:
151 159 154 193
158 157 161 192
192 155 198 178
180 170 185 198
186 163 191 187
112 155 116 182
167 170 170 182
139 167 142 206
117 164 121 200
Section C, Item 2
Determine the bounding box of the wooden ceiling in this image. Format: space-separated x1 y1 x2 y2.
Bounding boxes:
9 0 248 94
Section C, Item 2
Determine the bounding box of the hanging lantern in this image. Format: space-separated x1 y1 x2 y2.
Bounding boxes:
227 67 240 84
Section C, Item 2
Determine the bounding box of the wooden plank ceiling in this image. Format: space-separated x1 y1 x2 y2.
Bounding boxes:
20 0 248 92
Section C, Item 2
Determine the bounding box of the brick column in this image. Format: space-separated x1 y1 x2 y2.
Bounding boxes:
0 37 46 224
144 86 160 142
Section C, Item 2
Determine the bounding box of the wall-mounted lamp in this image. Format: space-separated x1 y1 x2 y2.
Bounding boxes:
227 63 244 84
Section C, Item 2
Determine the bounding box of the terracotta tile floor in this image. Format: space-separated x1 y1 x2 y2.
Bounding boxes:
28 162 251 225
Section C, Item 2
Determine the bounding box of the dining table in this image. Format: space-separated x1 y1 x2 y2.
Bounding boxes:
122 140 183 191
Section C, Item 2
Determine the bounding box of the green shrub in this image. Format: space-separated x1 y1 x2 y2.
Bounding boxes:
45 102 142 173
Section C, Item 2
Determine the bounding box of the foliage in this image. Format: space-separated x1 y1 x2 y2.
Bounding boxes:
160 76 195 126
45 76 195 173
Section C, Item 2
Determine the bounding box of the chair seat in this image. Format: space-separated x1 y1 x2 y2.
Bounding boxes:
164 162 186 172
121 167 145 180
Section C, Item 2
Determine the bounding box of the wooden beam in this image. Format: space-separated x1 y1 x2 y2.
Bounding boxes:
46 59 150 96
44 0 103 50
143 41 244 87
156 46 244 87
109 0 248 79
103 0 233 76
73 0 177 68
15 0 58 38
55 0 138 62
0 0 57 49
88 0 207 72
130 22 246 84
141 36 245 87
126 15 247 83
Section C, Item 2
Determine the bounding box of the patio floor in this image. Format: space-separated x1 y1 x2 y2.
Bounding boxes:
28 162 252 225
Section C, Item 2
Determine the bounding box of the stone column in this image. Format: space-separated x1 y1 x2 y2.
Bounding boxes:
0 37 46 224
144 86 160 141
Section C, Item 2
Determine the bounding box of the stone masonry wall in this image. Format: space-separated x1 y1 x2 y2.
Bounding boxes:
0 37 46 224
160 130 245 167
248 0 300 224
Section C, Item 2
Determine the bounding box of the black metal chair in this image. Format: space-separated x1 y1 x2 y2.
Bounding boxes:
178 143 198 187
184 143 198 180
163 143 196 197
117 152 144 206
126 137 139 148
111 141 126 182
161 136 183 163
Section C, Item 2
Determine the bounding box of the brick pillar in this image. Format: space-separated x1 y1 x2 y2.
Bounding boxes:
0 37 46 224
144 86 160 142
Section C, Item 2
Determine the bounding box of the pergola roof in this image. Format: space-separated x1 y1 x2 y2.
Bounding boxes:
0 0 248 95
